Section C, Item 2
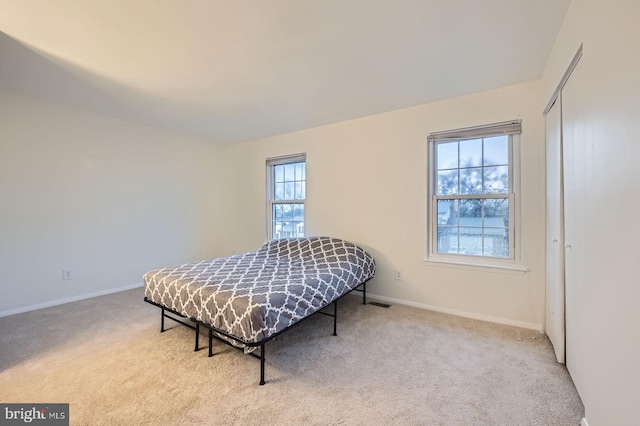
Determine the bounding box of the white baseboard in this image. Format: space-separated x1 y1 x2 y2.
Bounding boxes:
362 292 543 332
4 284 543 332
0 283 143 318
581 417 588 426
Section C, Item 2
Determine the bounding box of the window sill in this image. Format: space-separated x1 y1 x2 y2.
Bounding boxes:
423 257 529 275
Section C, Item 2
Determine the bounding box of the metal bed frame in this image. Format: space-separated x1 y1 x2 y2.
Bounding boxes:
144 280 369 385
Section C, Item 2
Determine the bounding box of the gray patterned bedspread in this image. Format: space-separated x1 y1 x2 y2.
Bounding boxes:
143 237 376 345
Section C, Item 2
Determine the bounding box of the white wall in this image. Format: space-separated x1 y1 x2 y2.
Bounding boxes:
0 91 225 316
541 1 640 425
221 80 546 330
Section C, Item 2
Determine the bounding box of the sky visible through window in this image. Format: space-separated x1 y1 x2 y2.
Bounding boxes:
436 136 509 195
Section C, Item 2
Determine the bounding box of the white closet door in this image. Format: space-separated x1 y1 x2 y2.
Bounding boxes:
545 96 565 363
561 65 582 377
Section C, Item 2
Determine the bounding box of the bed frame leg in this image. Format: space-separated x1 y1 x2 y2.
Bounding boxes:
194 323 200 351
362 282 367 305
161 308 165 332
259 344 266 385
208 328 214 357
333 300 338 336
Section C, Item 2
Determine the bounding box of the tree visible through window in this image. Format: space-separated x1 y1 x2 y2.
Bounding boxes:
267 154 306 239
428 121 521 263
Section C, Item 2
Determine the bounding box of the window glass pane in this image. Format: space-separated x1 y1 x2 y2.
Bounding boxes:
483 229 509 258
284 182 295 199
274 183 285 200
274 204 283 221
284 204 294 221
483 136 508 166
284 164 295 181
459 138 482 167
459 199 482 223
272 203 304 239
459 167 482 194
294 182 303 199
483 166 509 193
293 204 304 221
272 204 283 239
459 227 482 256
437 226 458 254
437 170 458 195
484 198 509 228
295 163 304 181
437 142 458 170
274 165 285 183
437 199 458 225
435 197 511 258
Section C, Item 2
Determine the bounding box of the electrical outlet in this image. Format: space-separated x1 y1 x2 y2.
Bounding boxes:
394 270 402 281
62 269 72 280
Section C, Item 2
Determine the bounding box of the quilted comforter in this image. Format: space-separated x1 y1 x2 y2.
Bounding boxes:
143 237 376 345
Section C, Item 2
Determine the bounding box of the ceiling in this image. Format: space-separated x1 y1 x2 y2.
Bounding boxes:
0 0 571 144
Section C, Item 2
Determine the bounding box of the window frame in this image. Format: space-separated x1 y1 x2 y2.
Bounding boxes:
426 121 525 271
266 153 307 240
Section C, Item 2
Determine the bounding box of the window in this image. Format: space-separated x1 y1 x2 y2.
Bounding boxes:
427 120 521 267
266 154 306 240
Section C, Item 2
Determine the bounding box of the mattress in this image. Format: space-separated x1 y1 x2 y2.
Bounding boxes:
143 237 376 346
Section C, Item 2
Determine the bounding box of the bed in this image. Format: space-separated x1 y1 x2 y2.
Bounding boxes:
143 236 376 384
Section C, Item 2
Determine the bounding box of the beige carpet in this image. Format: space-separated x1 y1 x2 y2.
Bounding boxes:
0 288 583 425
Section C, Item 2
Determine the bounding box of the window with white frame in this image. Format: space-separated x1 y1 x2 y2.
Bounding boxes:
266 154 306 240
427 120 521 265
